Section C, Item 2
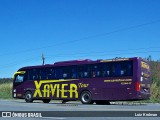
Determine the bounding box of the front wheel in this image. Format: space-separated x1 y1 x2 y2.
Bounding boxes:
42 99 51 103
25 91 33 103
80 91 93 104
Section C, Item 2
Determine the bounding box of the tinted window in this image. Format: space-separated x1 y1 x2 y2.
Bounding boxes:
119 61 133 76
46 68 55 79
40 68 47 80
54 68 62 79
78 65 91 78
100 63 112 77
100 61 133 77
91 65 102 77
71 66 77 79
61 67 71 79
28 69 40 80
26 61 133 80
15 75 24 83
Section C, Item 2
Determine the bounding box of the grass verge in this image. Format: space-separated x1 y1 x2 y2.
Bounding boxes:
0 83 12 99
149 82 160 103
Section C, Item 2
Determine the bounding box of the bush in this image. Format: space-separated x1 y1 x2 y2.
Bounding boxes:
0 82 12 99
150 82 160 102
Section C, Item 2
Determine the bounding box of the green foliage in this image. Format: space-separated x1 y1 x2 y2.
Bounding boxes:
0 78 13 84
0 78 12 99
150 82 160 102
0 82 12 99
150 61 160 83
149 58 160 103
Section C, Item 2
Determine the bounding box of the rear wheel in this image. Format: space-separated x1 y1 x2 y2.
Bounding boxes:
42 99 51 103
25 91 33 103
80 91 93 104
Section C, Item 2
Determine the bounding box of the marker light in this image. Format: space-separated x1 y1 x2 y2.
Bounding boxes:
136 82 140 91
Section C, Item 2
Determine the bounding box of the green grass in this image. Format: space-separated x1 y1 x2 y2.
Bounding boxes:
149 82 160 103
0 82 12 99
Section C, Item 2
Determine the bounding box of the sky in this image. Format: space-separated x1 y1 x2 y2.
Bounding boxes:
0 0 160 78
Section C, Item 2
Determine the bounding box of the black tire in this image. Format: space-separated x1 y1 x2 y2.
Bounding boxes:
80 91 93 104
42 99 51 103
95 100 110 105
25 91 33 103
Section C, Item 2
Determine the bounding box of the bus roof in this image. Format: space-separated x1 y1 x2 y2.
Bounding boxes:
18 57 142 70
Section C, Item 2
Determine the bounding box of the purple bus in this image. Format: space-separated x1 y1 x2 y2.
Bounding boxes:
12 57 151 104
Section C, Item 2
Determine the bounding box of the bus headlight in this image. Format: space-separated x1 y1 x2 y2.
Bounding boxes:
13 89 16 92
140 77 143 82
14 93 16 97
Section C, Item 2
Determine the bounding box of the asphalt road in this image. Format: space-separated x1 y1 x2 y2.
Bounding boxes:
0 99 160 120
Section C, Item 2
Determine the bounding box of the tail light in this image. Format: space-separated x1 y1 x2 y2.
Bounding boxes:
136 82 140 91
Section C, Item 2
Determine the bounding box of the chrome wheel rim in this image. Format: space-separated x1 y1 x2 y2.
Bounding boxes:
26 94 31 100
82 93 90 103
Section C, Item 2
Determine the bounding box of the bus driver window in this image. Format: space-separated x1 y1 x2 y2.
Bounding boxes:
15 75 24 83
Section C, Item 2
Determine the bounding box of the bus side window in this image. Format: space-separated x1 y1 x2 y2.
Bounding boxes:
113 63 126 77
33 69 40 80
40 69 47 80
54 68 58 79
120 62 127 76
71 67 77 79
92 65 101 78
55 68 63 79
114 63 120 76
119 61 133 76
46 68 55 79
77 65 91 78
127 62 133 76
77 66 83 78
111 64 116 76
62 67 71 79
125 61 133 76
28 69 40 80
83 65 91 78
62 68 67 79
28 69 33 80
101 63 111 77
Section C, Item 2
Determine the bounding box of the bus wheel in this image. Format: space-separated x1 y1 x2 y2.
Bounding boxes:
25 91 33 103
80 91 93 104
42 99 51 103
